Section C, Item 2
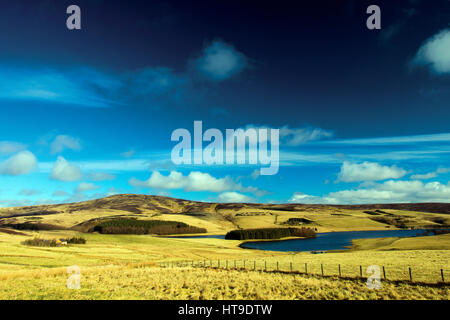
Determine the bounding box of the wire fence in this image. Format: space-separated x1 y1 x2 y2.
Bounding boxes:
159 259 449 285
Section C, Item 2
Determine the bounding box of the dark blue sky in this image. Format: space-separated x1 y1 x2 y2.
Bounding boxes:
0 0 450 206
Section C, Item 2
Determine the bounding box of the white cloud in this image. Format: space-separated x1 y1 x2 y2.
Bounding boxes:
289 180 450 204
0 151 37 175
217 191 254 203
75 182 99 193
88 172 116 181
50 156 82 182
0 141 26 154
413 28 450 74
129 170 235 192
50 135 81 154
129 170 261 195
288 192 323 204
195 40 247 81
337 161 407 182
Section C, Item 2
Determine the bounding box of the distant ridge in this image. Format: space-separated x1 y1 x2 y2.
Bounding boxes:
1 194 450 216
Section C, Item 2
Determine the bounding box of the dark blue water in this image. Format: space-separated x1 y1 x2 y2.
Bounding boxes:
239 229 444 252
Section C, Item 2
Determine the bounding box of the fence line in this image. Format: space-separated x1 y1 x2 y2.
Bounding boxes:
158 259 448 285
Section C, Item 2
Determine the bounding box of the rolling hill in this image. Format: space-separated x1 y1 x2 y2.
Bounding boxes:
0 194 450 234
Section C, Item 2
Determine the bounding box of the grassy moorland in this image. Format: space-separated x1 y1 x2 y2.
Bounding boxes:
0 266 448 300
0 194 448 299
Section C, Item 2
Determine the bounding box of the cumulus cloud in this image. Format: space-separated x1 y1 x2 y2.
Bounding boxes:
50 135 81 154
129 170 261 194
129 170 235 192
288 192 323 204
217 191 254 203
337 161 407 182
0 141 26 154
289 180 450 204
75 182 99 193
50 156 82 182
194 40 247 81
413 28 450 74
0 151 37 175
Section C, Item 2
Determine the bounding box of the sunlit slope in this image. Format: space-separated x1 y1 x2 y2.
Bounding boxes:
0 194 449 233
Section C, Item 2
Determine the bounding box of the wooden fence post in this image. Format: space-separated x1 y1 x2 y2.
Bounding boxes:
321 264 324 276
338 264 341 277
305 263 308 274
254 260 256 270
277 261 279 271
441 269 445 283
360 265 362 277
409 267 413 282
383 266 386 279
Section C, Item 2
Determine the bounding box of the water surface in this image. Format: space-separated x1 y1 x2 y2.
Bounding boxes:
240 229 442 252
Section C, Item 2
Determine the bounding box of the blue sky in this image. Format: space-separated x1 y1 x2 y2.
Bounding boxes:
1 0 450 206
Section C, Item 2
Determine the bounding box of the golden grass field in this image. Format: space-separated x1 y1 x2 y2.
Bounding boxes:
0 194 449 300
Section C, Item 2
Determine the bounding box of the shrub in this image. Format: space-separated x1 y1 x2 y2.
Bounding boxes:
22 238 61 247
225 227 316 240
283 218 313 225
65 237 86 244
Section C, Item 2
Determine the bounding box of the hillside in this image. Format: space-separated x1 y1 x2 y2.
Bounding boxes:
0 194 450 234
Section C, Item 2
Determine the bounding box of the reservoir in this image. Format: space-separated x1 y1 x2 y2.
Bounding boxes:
239 229 444 252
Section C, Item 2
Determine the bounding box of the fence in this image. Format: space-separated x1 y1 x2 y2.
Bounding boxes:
159 259 449 285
